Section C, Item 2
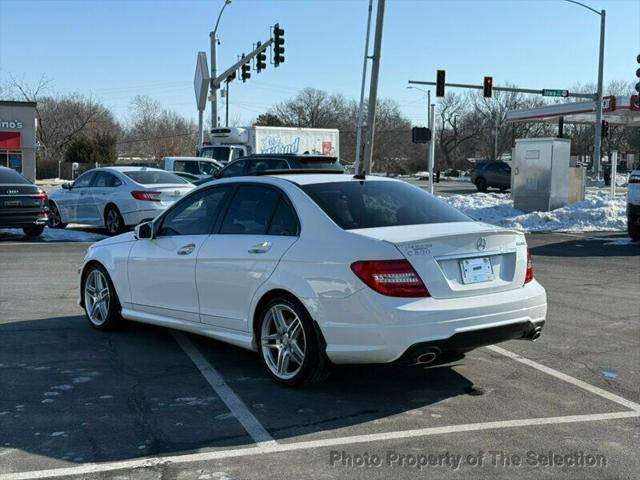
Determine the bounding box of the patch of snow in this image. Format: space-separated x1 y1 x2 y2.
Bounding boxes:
99 395 113 399
50 432 65 437
441 190 626 233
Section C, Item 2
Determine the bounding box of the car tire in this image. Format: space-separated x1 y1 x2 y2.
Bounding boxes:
257 296 330 387
22 224 45 237
475 177 487 192
104 205 126 236
82 264 122 330
629 217 640 241
47 201 67 229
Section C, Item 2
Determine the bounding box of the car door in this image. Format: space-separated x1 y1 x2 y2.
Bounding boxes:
89 171 122 225
57 171 95 223
127 186 232 322
197 184 299 331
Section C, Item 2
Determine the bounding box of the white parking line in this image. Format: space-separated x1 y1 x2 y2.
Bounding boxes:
172 331 277 447
487 345 640 412
1 410 637 480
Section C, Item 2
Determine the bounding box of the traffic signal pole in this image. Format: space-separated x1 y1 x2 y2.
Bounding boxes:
593 10 606 179
408 80 596 99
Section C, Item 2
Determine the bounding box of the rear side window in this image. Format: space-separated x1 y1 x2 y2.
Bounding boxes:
0 168 30 184
301 181 469 230
220 185 281 234
125 170 188 185
268 199 298 236
246 158 289 175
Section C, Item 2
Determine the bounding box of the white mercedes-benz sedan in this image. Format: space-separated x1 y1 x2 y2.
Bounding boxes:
78 173 547 386
48 167 194 236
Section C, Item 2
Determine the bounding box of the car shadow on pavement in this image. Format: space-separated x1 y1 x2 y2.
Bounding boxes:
0 316 472 465
530 233 640 258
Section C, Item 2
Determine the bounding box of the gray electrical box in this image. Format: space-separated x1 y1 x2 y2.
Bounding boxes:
512 137 571 212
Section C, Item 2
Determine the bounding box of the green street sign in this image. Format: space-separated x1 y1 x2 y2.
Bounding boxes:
542 89 569 98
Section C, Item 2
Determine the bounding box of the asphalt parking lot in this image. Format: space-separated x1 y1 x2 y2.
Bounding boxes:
0 233 639 479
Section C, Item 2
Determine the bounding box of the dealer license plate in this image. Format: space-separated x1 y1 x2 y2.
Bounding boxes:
459 257 494 284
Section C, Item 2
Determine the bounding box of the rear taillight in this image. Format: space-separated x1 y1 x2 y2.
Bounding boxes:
131 191 161 202
350 260 430 297
629 175 640 184
33 192 48 202
524 251 534 284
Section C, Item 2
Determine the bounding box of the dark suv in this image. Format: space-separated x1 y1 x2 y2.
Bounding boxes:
0 167 49 237
470 160 512 192
194 154 343 185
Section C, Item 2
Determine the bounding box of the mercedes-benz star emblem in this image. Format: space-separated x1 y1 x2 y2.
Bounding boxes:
476 237 487 251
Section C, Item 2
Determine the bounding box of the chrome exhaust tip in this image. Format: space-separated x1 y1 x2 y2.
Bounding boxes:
529 326 542 341
415 351 438 365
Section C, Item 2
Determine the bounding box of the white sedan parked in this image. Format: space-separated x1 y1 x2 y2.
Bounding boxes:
79 173 547 386
48 167 194 235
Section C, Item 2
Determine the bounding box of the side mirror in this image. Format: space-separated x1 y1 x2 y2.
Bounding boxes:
62 182 72 190
134 221 153 240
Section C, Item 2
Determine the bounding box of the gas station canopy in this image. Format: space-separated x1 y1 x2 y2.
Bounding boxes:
505 95 640 126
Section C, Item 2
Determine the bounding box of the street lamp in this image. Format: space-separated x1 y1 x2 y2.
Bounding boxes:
564 0 605 178
210 0 232 130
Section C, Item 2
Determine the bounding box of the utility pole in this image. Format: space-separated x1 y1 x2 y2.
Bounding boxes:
354 0 374 174
494 112 500 159
428 103 435 194
426 89 432 179
225 81 230 127
593 9 606 179
210 0 232 131
361 0 386 176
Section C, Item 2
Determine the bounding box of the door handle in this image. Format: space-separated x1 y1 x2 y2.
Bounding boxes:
248 241 272 254
177 243 196 255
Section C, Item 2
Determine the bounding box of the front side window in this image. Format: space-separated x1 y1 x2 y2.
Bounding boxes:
158 187 230 236
72 171 95 188
174 161 199 175
301 180 469 230
220 185 281 235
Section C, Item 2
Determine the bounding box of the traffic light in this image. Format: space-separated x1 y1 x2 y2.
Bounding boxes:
483 76 493 98
601 120 609 138
273 24 285 67
256 42 267 72
435 70 445 97
241 55 251 82
227 71 236 83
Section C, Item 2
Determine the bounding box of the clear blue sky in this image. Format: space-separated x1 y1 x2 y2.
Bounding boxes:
1 0 638 127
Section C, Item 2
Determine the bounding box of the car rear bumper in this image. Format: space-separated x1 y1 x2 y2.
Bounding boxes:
0 210 48 228
121 206 165 226
313 280 547 364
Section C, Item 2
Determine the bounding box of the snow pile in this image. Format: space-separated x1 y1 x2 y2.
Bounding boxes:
442 190 626 233
0 227 107 242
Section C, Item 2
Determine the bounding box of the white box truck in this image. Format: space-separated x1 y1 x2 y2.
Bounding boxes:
198 126 339 164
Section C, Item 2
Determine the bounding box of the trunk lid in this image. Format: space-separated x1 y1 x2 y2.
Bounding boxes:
144 184 194 206
350 221 528 299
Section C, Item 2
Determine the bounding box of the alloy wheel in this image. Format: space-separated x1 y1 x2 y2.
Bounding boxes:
84 270 110 326
260 304 307 381
49 203 61 228
106 209 120 235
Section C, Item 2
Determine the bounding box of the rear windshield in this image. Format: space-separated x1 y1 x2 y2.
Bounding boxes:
124 170 188 185
301 180 469 230
297 157 343 171
0 168 30 184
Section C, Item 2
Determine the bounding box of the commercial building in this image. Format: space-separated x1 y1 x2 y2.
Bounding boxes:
0 100 38 181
